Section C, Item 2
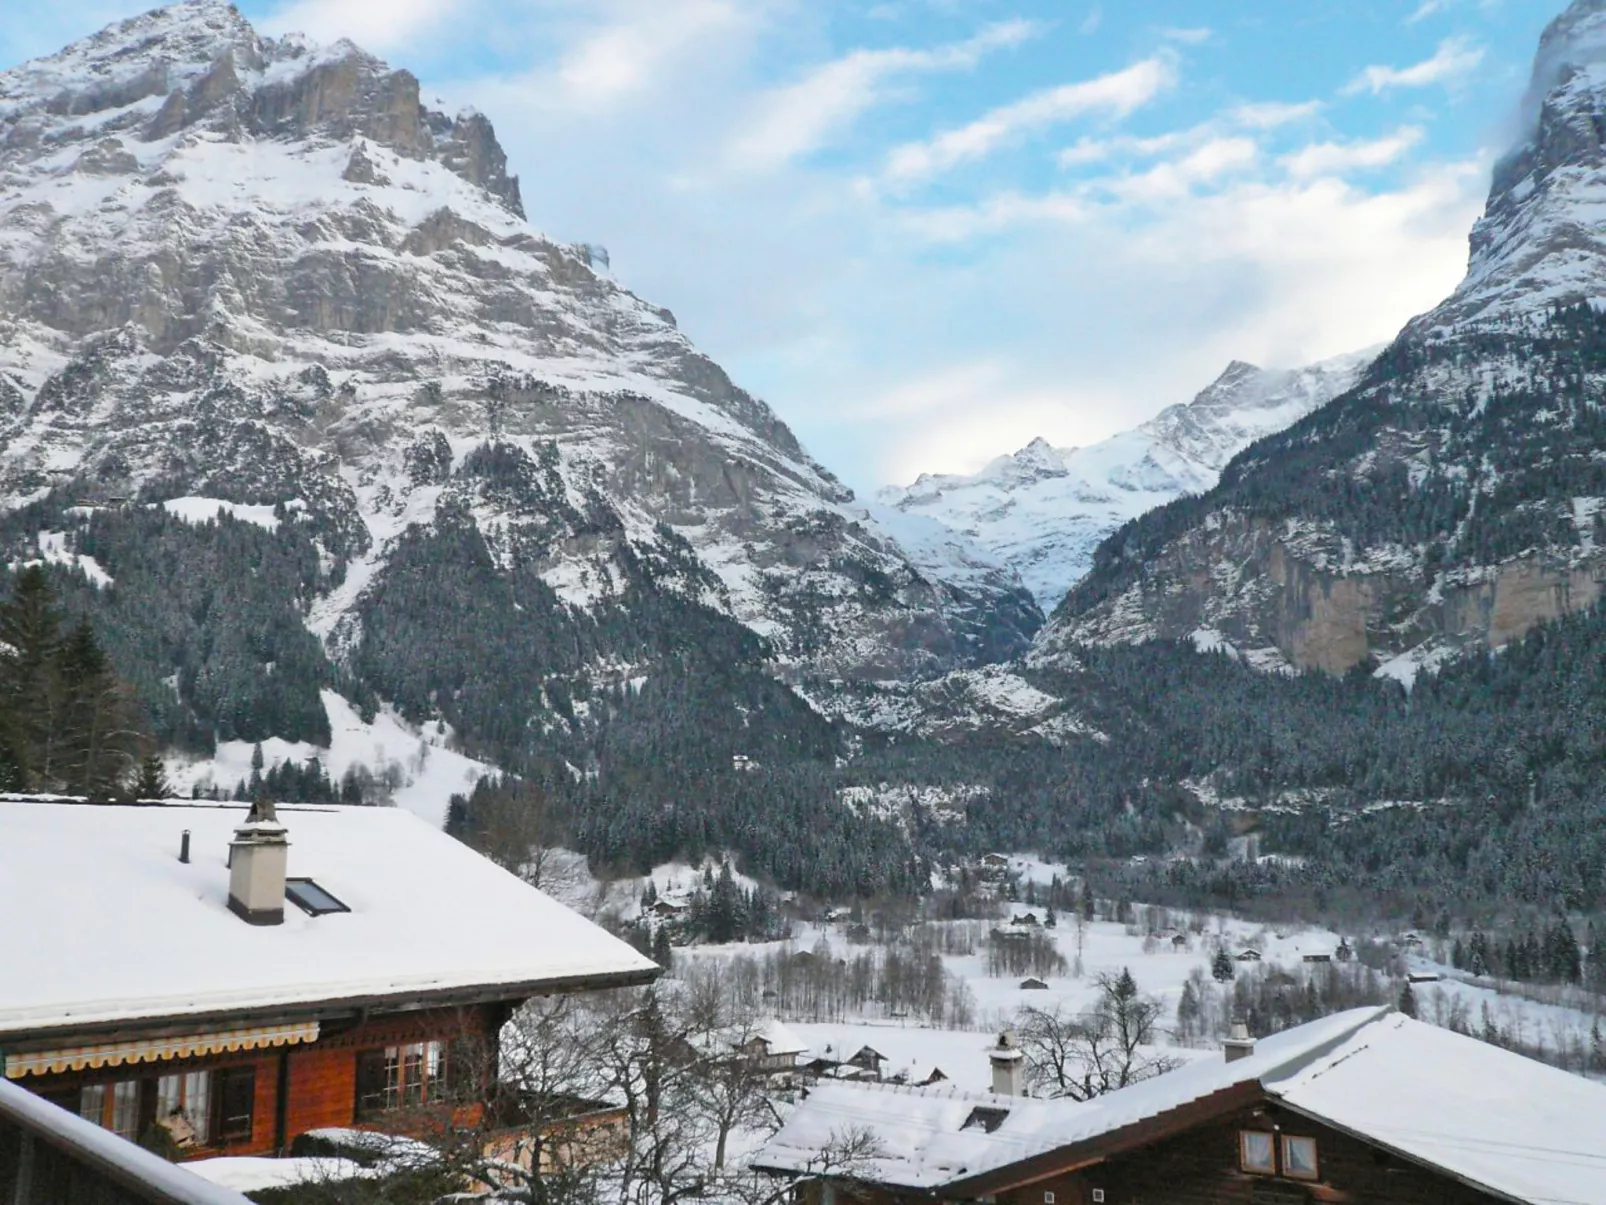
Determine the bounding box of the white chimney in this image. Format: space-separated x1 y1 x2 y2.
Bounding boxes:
1224 1019 1256 1063
228 799 288 926
989 1030 1025 1096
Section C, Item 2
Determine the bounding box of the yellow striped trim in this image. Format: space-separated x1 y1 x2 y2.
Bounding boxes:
3 1021 319 1078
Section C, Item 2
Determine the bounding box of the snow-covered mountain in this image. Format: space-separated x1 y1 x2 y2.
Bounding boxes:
0 0 1042 779
1041 0 1606 680
879 351 1376 610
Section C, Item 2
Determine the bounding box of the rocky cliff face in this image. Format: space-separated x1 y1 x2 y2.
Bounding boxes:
0 0 1040 766
1043 0 1606 681
879 350 1374 611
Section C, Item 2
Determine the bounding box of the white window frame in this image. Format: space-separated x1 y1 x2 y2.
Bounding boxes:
1281 1133 1319 1180
1240 1129 1277 1175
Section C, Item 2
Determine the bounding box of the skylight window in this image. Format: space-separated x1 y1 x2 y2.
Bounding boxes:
285 878 349 916
961 1106 1010 1133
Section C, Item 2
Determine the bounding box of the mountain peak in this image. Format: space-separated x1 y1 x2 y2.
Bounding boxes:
0 1 525 218
1415 0 1606 335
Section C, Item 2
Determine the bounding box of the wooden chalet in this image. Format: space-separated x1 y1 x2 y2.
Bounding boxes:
0 798 657 1170
755 1007 1606 1205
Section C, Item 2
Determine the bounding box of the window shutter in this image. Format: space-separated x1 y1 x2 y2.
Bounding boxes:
355 1050 388 1119
215 1067 256 1143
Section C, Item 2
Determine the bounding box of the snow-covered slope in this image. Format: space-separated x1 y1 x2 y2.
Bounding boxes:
0 0 1040 744
879 351 1375 610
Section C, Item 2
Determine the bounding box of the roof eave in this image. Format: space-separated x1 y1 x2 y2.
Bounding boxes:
0 964 661 1048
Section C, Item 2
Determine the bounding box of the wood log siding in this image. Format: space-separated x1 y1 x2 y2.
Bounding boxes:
16 1006 503 1159
1066 1103 1504 1205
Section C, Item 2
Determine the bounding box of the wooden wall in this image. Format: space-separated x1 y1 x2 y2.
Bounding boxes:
1040 1102 1503 1205
15 1004 501 1160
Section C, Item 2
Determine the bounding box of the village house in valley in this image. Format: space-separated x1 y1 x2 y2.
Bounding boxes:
0 797 657 1174
755 1007 1606 1205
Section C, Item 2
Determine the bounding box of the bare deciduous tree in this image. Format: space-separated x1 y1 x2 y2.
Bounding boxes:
1017 969 1181 1100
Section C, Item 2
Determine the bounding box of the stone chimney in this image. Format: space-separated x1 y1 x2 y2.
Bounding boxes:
989 1030 1025 1096
1224 1019 1256 1063
228 799 288 926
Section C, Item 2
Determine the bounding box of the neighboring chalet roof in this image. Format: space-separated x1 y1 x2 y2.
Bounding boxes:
755 1007 1606 1204
755 1009 1384 1191
1265 1012 1606 1205
756 1019 808 1058
0 799 658 1041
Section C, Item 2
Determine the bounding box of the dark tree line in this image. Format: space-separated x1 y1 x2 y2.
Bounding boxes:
0 567 147 796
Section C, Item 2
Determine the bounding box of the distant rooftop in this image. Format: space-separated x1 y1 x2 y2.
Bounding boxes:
0 798 657 1039
756 1007 1606 1205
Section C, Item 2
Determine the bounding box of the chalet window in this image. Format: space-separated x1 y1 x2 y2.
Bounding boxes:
1281 1134 1319 1180
78 1079 141 1140
356 1041 450 1118
1240 1130 1276 1174
156 1070 212 1147
214 1066 256 1144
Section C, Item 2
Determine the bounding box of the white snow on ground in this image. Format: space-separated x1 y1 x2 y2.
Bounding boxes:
185 1157 371 1192
1374 641 1461 692
161 496 300 531
27 530 112 586
166 690 494 827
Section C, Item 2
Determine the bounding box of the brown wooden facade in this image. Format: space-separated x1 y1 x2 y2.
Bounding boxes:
798 1090 1507 1205
12 1004 506 1162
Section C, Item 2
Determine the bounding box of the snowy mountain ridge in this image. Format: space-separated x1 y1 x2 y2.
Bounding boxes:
879 349 1377 610
0 0 1042 743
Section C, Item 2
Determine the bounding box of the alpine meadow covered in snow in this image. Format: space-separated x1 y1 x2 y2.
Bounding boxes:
6 0 1606 1202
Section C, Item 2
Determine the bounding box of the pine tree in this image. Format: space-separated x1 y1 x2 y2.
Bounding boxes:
1212 949 1236 983
55 620 138 798
1397 980 1417 1019
0 566 63 784
134 754 170 800
651 925 673 971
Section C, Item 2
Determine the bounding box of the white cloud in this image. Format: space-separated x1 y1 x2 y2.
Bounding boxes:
1080 8 1102 36
1282 127 1426 178
728 20 1038 171
1100 136 1259 203
1343 36 1484 95
1232 100 1323 129
548 0 749 108
1406 0 1452 23
1159 27 1211 45
1056 137 1110 168
263 0 462 52
884 56 1177 184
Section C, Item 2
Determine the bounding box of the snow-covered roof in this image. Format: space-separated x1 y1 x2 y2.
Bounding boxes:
757 1019 808 1057
0 1075 253 1204
1265 1013 1606 1205
756 1008 1383 1190
0 800 658 1037
757 1007 1606 1203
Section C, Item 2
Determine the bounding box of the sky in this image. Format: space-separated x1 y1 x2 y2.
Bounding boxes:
0 0 1567 493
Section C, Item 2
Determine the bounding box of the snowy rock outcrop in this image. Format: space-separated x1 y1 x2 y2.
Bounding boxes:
880 351 1374 611
0 0 1040 713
